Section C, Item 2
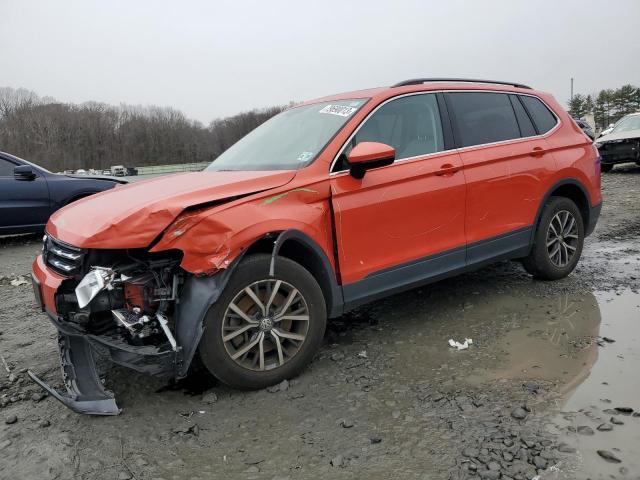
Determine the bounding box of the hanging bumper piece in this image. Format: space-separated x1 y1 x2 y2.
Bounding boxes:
28 333 120 416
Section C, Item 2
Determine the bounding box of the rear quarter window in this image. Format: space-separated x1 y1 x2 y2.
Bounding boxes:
519 95 558 134
509 95 537 137
446 92 521 148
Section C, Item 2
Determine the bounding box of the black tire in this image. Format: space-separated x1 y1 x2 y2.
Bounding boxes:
522 197 584 280
601 163 613 173
199 254 326 390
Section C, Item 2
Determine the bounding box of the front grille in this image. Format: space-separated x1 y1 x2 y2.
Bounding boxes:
601 138 639 154
43 235 85 276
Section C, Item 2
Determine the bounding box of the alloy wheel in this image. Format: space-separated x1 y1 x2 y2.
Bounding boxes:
221 279 310 371
546 210 579 267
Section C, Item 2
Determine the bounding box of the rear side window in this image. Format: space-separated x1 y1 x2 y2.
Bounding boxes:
509 95 537 137
519 95 557 134
447 92 520 147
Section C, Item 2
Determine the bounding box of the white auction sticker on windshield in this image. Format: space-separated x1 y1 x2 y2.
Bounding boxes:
318 104 357 117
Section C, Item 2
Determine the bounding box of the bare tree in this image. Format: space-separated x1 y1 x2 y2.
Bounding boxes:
0 86 284 171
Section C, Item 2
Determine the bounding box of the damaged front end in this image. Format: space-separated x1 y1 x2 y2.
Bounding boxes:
30 234 236 415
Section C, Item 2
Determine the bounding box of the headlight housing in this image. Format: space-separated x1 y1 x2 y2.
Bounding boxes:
75 267 116 308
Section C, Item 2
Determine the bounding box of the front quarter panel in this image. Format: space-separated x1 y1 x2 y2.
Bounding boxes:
151 179 334 275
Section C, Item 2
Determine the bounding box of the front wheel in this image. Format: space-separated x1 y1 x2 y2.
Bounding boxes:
199 254 327 390
522 197 584 280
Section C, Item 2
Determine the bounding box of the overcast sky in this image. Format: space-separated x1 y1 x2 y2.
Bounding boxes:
1 0 639 124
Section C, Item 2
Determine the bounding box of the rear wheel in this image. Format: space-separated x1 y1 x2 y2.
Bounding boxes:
199 254 326 389
601 163 613 173
522 197 584 280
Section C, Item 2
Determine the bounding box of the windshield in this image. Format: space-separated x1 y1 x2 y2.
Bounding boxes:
611 115 640 134
206 99 367 171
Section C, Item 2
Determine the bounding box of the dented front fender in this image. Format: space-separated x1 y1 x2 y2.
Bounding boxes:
152 181 334 276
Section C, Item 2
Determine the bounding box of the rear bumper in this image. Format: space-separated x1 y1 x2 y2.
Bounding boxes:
586 202 602 236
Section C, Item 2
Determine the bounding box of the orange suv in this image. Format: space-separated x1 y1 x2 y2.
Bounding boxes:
30 78 602 414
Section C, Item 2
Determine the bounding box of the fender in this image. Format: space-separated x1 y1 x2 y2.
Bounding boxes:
530 177 598 244
174 229 344 377
173 253 245 378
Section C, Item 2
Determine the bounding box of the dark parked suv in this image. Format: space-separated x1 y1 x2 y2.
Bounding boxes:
0 151 125 235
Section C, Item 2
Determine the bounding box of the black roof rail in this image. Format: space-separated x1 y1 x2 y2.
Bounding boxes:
392 78 532 89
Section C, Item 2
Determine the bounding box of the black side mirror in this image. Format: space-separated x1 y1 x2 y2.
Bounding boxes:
14 165 36 181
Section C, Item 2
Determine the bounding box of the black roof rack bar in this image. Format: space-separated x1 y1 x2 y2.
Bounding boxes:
392 78 532 89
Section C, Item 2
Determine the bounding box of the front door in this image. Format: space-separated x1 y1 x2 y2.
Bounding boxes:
0 157 50 232
329 93 466 306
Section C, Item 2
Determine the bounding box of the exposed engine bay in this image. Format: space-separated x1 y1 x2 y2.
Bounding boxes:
27 241 233 415
57 249 183 353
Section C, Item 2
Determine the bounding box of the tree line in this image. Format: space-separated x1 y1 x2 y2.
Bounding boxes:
567 84 640 130
0 87 284 172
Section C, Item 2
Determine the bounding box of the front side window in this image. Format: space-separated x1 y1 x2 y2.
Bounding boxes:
334 93 444 171
206 99 367 171
610 114 640 134
447 92 521 148
519 95 558 134
0 158 16 177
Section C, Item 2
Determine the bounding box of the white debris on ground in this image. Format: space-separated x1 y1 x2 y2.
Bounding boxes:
448 338 473 350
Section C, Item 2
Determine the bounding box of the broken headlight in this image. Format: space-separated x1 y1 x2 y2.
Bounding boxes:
75 267 116 308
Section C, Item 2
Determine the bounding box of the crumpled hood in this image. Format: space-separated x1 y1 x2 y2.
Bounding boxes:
597 128 640 143
47 170 296 248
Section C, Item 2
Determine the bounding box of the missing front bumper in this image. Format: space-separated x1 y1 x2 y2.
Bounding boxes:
29 334 120 416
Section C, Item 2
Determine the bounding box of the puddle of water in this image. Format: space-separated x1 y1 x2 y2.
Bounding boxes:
463 292 602 389
383 289 604 388
555 290 640 478
374 285 639 477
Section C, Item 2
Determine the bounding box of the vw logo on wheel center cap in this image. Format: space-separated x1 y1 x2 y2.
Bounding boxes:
258 317 274 331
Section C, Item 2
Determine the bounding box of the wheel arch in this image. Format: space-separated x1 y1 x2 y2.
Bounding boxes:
245 230 344 318
60 189 100 207
532 179 592 242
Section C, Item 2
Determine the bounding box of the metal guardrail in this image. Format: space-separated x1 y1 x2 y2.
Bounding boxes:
134 162 210 175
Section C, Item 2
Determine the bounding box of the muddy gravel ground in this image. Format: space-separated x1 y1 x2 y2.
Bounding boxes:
1 166 639 480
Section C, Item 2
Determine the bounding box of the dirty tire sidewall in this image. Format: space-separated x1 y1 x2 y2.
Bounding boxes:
199 254 326 390
523 196 585 280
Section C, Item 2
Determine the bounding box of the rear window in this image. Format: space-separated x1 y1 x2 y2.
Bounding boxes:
519 95 557 134
447 92 520 147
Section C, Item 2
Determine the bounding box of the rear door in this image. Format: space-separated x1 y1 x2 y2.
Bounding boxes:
330 93 466 304
445 91 557 264
0 157 51 232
